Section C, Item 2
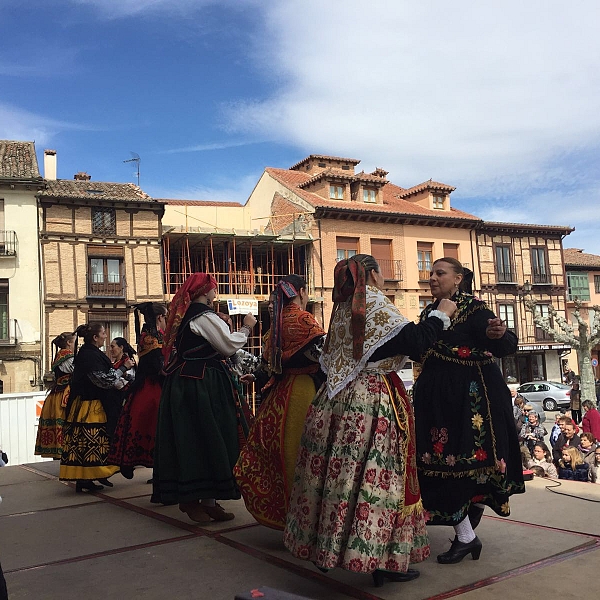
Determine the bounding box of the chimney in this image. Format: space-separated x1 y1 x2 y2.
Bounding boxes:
74 172 91 181
44 149 57 180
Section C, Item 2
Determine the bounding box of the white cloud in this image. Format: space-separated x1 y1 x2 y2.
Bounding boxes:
226 1 600 192
161 141 259 155
218 0 600 252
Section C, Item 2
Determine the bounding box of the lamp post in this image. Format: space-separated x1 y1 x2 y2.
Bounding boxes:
518 280 532 341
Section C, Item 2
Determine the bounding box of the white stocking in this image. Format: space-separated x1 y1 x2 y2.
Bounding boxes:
454 516 476 543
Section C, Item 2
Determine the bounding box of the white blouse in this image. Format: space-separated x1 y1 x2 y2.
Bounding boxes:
189 311 250 357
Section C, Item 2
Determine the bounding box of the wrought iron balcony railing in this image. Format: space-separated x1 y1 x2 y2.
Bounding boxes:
0 231 17 257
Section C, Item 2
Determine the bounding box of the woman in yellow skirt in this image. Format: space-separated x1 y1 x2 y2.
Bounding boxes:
59 323 134 492
235 275 326 529
35 332 75 459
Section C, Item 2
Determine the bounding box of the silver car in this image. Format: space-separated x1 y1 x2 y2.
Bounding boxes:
516 381 571 412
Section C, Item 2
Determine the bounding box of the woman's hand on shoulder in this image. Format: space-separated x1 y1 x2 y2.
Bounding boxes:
486 317 507 339
437 298 457 318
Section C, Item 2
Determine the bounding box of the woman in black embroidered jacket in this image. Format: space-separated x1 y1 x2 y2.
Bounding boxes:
412 258 524 565
59 323 134 492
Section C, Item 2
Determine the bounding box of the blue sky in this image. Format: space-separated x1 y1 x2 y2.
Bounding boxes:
1 0 599 252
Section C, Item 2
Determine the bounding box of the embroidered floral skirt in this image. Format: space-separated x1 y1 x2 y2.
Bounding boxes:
108 380 162 468
235 373 316 530
413 358 525 525
35 386 69 458
283 370 429 574
59 396 119 481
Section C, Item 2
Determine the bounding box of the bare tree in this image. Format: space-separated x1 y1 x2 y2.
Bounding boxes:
526 299 600 402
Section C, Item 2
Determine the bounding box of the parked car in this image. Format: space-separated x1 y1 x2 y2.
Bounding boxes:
516 381 571 411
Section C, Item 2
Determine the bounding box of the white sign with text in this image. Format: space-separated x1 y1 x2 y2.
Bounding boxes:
226 298 259 316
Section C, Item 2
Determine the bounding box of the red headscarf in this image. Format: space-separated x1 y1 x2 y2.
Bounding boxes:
325 257 367 360
162 273 218 360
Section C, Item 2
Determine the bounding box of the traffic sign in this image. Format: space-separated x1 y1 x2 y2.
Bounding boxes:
592 358 598 367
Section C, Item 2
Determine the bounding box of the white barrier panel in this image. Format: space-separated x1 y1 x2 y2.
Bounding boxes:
0 391 51 466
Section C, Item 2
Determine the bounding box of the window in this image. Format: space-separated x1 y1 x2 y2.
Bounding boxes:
371 238 394 279
318 162 326 168
329 185 344 200
531 248 549 283
595 275 600 294
443 243 459 260
567 272 590 301
92 207 116 236
0 280 7 340
495 245 513 282
497 303 516 332
342 165 350 170
419 297 433 311
417 242 433 281
336 237 358 262
363 188 376 203
535 304 552 341
88 258 124 297
432 195 444 209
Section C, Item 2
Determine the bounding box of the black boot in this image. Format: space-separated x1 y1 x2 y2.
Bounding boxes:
372 569 420 587
75 480 104 493
437 536 482 564
97 478 113 487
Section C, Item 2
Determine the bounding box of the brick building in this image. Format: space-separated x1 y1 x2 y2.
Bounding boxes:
245 154 481 325
0 141 45 392
38 149 164 371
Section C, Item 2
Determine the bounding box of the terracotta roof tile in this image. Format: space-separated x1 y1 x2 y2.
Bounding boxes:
0 140 41 180
266 168 480 222
39 179 157 203
396 180 456 198
159 199 243 207
563 248 600 268
481 221 574 235
289 154 361 170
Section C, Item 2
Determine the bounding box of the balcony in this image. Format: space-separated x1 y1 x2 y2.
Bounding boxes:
496 270 515 283
0 231 17 257
0 318 19 346
378 259 403 281
86 274 126 298
532 270 550 284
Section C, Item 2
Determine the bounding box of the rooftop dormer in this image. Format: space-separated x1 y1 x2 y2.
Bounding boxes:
290 154 361 176
395 180 456 211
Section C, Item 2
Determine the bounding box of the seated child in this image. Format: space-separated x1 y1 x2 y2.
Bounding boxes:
558 446 589 481
528 441 558 478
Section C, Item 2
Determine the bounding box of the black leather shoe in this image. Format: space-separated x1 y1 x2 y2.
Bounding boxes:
97 478 113 487
437 536 482 564
468 504 485 529
75 480 104 493
372 568 420 587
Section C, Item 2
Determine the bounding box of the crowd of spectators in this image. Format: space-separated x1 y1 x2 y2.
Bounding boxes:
514 384 600 485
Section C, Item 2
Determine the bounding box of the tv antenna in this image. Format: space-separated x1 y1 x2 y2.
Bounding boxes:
123 152 141 186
